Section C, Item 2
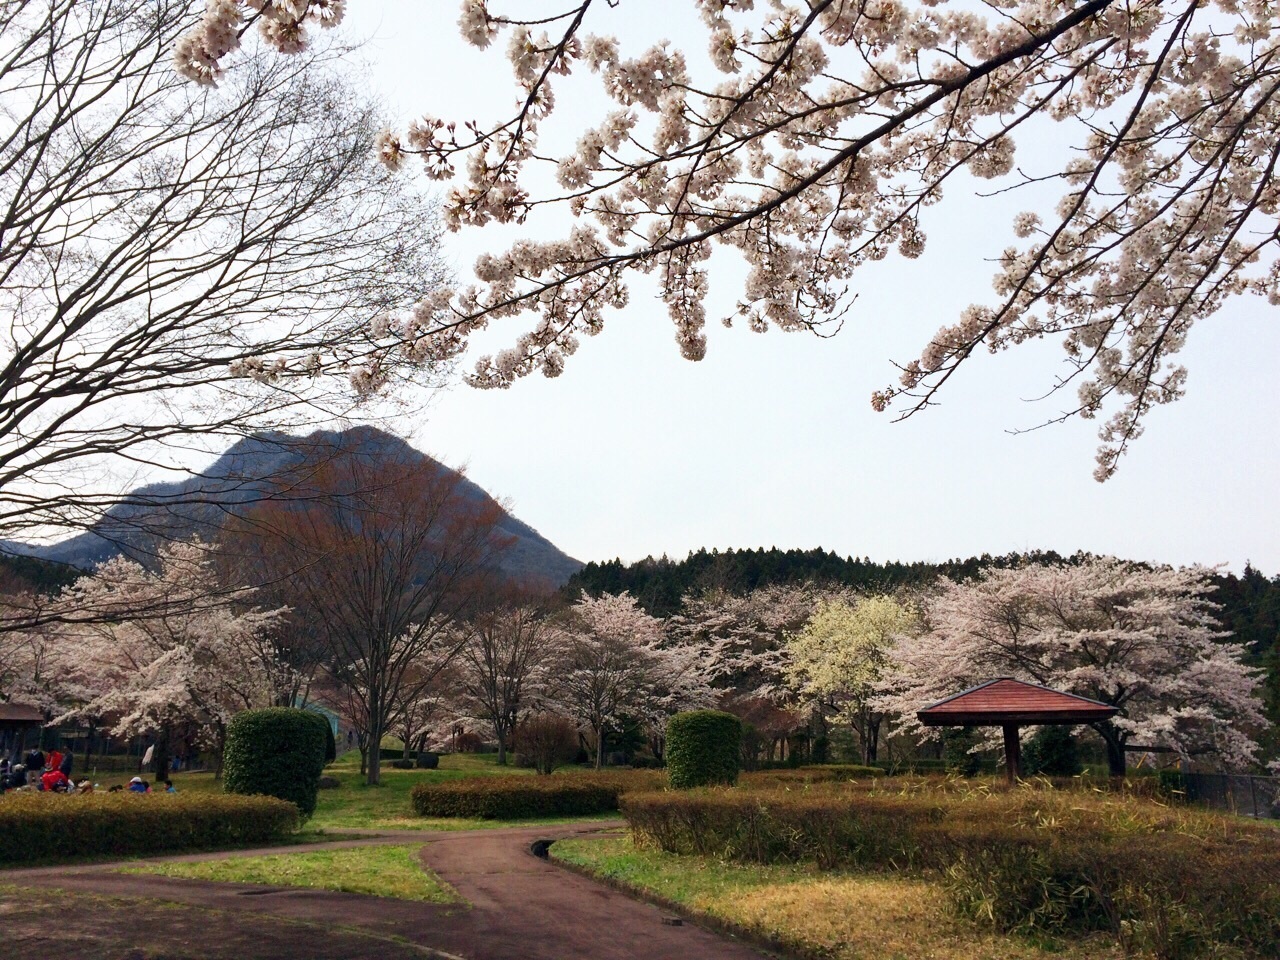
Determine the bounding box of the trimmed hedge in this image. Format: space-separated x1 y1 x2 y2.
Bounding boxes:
620 785 1280 959
411 770 665 820
743 764 885 786
0 792 298 864
314 715 337 764
223 708 327 818
666 710 741 789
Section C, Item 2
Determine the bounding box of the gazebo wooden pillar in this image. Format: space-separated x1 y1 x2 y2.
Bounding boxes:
916 678 1118 783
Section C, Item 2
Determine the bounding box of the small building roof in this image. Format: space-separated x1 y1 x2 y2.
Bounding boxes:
917 678 1118 727
0 702 44 725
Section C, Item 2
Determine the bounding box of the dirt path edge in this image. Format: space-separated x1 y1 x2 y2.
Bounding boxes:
544 839 802 960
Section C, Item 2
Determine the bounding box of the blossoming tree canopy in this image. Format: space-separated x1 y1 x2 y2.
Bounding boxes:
180 0 1280 478
786 594 917 763
876 558 1266 774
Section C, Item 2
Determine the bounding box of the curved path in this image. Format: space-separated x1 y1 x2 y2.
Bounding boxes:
2 823 771 960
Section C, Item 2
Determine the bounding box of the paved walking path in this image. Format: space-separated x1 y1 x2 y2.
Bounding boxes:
1 822 771 960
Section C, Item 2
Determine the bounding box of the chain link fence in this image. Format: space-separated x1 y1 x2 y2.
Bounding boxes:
1180 772 1280 819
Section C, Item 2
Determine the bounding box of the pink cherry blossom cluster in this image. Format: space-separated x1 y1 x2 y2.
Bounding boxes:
180 0 1280 475
175 0 346 85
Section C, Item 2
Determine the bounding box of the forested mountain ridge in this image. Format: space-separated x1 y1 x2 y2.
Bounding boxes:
565 546 1280 657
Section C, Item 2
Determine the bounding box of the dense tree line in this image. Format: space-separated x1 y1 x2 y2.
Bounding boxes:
566 547 1280 730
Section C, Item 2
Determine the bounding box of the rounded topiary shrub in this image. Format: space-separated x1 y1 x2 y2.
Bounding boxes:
666 710 742 789
416 752 439 769
223 708 328 819
319 717 337 763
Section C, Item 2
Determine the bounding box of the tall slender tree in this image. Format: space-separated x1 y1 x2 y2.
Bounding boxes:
233 438 510 785
458 600 557 765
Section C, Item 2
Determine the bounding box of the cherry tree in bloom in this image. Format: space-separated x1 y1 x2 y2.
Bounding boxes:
876 558 1265 774
49 540 287 775
670 582 850 761
786 594 917 763
552 592 708 767
672 583 851 701
181 0 1280 478
456 601 559 765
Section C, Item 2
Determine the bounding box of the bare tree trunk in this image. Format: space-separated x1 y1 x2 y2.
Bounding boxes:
367 695 384 786
1095 722 1127 776
861 713 881 764
595 724 605 770
150 726 172 787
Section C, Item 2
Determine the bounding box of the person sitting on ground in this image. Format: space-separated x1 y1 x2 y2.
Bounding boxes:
107 784 124 793
0 762 22 793
127 776 150 793
161 778 177 793
41 766 70 793
75 780 93 793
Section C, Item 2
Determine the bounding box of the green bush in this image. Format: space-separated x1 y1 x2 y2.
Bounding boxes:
666 710 741 789
411 770 665 820
223 708 328 818
0 792 298 864
416 752 439 769
320 718 337 764
1021 726 1082 777
619 782 1280 959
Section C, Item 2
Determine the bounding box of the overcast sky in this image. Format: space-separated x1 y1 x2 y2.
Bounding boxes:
328 2 1280 573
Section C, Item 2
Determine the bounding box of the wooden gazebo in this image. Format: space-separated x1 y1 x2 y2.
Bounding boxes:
916 678 1118 782
0 702 44 762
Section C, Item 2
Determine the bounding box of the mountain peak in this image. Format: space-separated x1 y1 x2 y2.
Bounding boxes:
17 428 582 586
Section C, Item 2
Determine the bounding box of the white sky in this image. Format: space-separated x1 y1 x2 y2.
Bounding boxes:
329 2 1280 573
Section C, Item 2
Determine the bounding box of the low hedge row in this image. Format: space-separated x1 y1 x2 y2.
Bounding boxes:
411 770 665 820
620 786 1280 958
742 764 885 786
0 792 299 864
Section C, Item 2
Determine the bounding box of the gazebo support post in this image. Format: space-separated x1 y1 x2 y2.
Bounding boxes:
1002 724 1020 784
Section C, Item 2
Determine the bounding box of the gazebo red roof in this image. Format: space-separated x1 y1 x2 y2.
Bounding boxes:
916 678 1118 727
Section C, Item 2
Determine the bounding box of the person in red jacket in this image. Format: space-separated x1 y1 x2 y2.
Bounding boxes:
41 768 70 792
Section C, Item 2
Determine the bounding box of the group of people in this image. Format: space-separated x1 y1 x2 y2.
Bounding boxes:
0 749 175 794
1 749 82 792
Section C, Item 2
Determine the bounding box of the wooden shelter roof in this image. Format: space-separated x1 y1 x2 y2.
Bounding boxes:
0 702 44 725
916 678 1118 727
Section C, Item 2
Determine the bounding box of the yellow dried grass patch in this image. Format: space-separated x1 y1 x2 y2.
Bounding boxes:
725 876 1121 960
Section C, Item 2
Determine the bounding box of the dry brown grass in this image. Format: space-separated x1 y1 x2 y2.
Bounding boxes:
727 876 1124 960
551 836 1124 960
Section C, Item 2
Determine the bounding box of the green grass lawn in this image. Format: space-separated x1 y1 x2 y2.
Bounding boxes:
550 836 1125 960
120 844 459 902
73 752 618 834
